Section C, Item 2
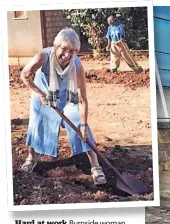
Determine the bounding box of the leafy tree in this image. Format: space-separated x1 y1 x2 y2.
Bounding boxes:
64 7 148 51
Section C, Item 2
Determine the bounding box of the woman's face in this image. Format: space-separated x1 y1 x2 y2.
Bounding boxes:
54 42 77 67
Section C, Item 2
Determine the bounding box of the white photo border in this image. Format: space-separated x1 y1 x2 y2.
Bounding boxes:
1 0 160 211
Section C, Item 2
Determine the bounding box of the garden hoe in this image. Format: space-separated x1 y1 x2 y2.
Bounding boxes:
51 105 149 196
117 39 144 74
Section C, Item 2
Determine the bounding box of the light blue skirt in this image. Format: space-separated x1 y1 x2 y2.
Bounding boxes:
26 70 95 157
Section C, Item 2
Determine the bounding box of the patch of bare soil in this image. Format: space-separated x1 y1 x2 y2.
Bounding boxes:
9 65 150 90
9 65 153 206
12 123 153 205
85 70 150 90
80 51 149 61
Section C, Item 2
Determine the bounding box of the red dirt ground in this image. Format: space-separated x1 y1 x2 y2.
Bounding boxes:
9 64 153 206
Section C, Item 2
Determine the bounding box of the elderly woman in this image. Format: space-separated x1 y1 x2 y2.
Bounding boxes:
20 27 106 185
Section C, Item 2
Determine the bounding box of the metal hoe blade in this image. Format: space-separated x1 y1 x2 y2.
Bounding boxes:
116 172 149 195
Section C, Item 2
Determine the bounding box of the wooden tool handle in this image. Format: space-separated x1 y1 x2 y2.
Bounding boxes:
51 105 123 178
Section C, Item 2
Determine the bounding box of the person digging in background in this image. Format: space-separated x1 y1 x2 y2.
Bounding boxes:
20 27 106 186
106 14 143 73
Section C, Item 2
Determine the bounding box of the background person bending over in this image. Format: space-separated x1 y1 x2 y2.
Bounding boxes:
106 14 143 73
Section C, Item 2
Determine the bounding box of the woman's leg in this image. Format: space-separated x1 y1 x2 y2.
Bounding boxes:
86 150 106 185
86 150 99 167
28 146 36 158
63 103 106 185
21 70 61 172
21 146 37 173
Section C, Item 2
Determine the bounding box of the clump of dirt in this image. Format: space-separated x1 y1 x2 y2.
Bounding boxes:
85 70 150 90
9 65 150 90
80 54 109 61
80 52 148 61
9 65 25 89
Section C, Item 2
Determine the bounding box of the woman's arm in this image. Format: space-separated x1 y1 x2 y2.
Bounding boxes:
20 50 46 98
76 62 88 125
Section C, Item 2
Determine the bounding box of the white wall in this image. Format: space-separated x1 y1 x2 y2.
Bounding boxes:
7 11 43 57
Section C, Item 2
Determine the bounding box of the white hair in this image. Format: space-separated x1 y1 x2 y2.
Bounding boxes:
53 27 81 52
